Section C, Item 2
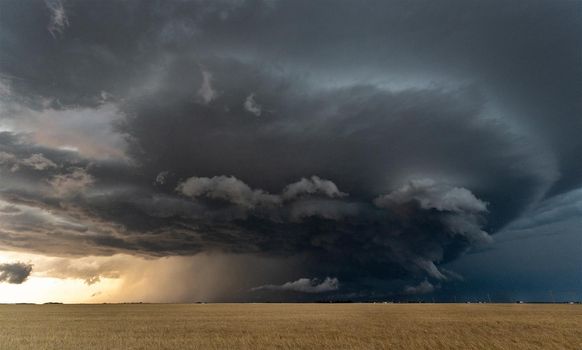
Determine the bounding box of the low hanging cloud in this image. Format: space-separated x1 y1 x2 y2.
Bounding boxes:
375 179 492 245
0 73 500 298
0 142 493 293
0 262 33 284
282 176 347 200
176 175 281 209
252 277 339 293
375 179 488 214
403 280 435 295
176 175 349 210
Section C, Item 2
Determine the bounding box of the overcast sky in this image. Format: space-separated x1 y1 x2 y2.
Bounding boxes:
0 0 580 302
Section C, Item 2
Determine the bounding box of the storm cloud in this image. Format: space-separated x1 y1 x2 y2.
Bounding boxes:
0 0 579 300
252 277 340 294
0 262 32 284
403 280 435 296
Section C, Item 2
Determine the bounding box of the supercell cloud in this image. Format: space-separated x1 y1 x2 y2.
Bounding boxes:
0 0 580 300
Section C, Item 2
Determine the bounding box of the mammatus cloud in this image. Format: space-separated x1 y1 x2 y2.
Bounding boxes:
252 277 339 293
45 0 69 38
0 262 33 284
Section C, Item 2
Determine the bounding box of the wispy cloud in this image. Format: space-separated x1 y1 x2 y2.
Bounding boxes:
45 0 69 38
49 167 95 197
244 93 262 116
197 67 217 104
0 152 57 172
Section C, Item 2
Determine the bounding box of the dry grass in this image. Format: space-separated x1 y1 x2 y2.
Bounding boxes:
0 303 580 349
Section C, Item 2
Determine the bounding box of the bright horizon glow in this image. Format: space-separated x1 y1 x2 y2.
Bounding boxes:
0 276 121 304
0 250 122 304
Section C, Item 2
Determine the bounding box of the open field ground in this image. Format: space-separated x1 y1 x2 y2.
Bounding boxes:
0 303 580 349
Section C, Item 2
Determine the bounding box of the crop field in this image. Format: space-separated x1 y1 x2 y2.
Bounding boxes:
0 303 580 349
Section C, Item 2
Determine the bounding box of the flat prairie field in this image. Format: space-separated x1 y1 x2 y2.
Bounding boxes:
0 303 580 350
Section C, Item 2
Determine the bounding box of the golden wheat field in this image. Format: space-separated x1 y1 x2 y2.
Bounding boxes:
0 303 580 350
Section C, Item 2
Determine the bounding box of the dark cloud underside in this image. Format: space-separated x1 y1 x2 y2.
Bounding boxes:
0 0 579 297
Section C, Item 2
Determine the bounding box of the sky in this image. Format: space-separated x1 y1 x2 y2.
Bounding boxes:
0 0 580 303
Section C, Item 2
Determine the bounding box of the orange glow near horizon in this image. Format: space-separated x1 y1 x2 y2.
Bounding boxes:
0 250 123 304
0 276 121 304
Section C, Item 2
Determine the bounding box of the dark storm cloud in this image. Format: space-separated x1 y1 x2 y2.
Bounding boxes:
441 189 582 302
0 0 579 297
0 262 32 284
403 280 435 295
252 277 340 294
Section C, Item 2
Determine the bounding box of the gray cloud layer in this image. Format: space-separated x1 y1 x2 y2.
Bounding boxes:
0 0 579 298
